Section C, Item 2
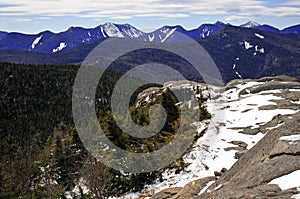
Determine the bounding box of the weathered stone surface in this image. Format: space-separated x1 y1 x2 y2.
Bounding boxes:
195 112 300 199
234 151 246 159
149 177 216 199
230 141 248 149
239 81 300 95
137 189 155 199
223 146 245 151
150 187 182 199
257 75 300 83
153 113 300 199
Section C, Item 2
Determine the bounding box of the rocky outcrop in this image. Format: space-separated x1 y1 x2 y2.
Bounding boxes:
150 76 300 199
239 81 300 95
150 177 215 199
153 112 300 199
198 112 300 199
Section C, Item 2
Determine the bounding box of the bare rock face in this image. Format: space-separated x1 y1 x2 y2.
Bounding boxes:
150 177 215 199
150 187 183 199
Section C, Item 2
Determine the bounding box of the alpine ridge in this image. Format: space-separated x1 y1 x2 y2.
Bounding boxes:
0 21 299 53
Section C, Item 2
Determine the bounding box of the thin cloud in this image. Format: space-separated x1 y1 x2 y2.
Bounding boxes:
135 13 189 18
37 17 52 20
282 0 300 6
225 15 248 21
111 16 133 20
15 18 32 22
0 0 299 20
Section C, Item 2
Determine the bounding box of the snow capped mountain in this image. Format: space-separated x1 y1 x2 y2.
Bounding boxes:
240 21 300 34
241 21 261 28
113 23 144 38
0 21 226 53
101 22 124 38
0 23 144 53
0 21 299 53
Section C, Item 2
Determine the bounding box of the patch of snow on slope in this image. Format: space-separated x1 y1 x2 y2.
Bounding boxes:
235 71 243 79
102 22 124 38
269 170 300 190
100 26 107 38
148 34 155 42
255 33 264 39
52 42 67 53
161 28 177 42
280 134 300 145
214 184 223 190
199 181 215 195
31 35 42 49
244 41 253 49
122 27 143 38
255 45 265 54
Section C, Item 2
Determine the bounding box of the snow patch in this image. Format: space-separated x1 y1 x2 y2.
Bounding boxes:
266 123 284 130
100 26 107 38
214 184 223 190
31 35 42 49
121 27 143 38
235 71 243 79
199 181 215 195
279 134 300 145
244 41 253 49
148 34 155 42
255 33 264 39
52 42 67 53
269 170 300 190
102 23 124 38
161 28 176 42
255 45 265 54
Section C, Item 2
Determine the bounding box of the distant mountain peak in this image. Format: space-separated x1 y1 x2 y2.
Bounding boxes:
241 21 261 28
103 22 115 26
215 21 225 25
0 21 299 53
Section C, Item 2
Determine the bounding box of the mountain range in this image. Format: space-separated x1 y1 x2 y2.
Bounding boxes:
0 21 299 83
0 21 300 53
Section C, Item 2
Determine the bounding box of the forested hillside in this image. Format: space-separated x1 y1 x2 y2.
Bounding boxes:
0 63 209 198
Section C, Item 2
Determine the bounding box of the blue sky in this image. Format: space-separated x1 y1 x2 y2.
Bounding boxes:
0 0 299 34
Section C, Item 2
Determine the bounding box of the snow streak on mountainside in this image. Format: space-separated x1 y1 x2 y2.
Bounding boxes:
0 21 299 53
